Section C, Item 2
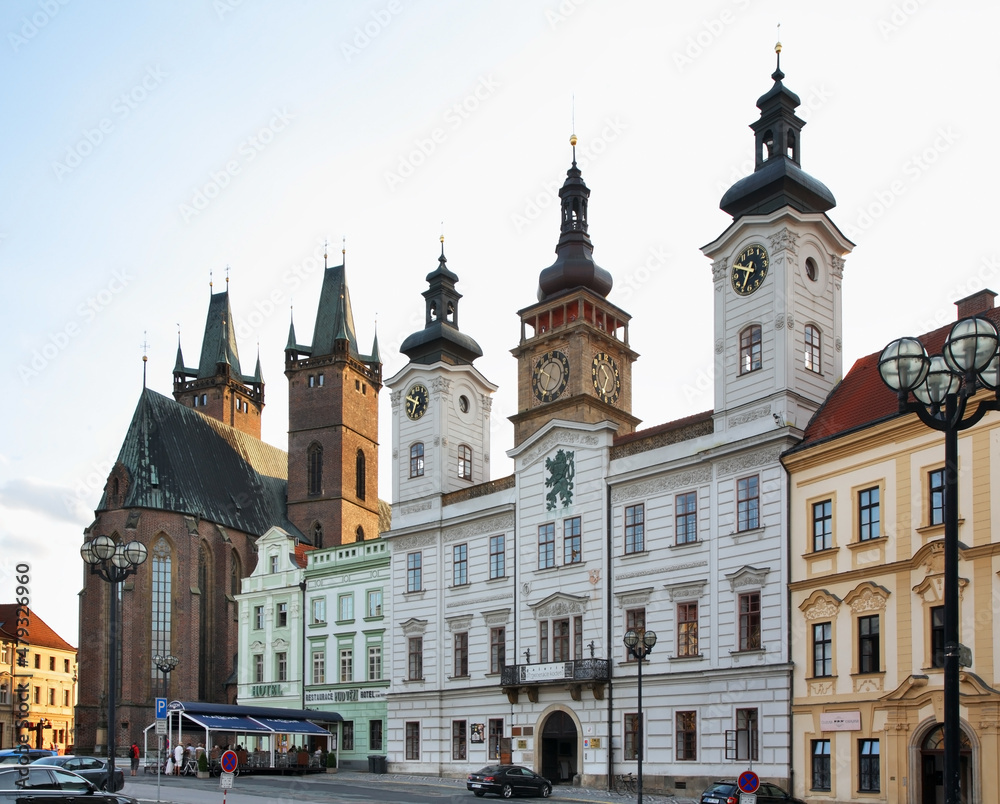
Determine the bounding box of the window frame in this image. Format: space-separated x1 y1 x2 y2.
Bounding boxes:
624 503 645 554
858 614 880 674
457 444 472 481
858 739 880 792
489 535 505 579
253 605 264 630
367 589 383 618
276 651 287 682
339 647 353 683
804 324 822 373
675 711 697 761
307 442 323 496
452 720 468 761
341 721 354 752
625 608 645 662
737 475 760 532
406 552 422 593
811 740 831 791
738 591 761 651
734 708 759 762
312 650 325 684
368 644 382 681
489 627 506 674
405 722 420 760
253 653 263 683
453 632 469 678
858 485 881 542
624 713 640 761
929 467 945 526
409 442 425 478
675 491 697 545
812 621 833 677
931 605 945 668
276 601 288 628
538 523 555 570
453 543 468 586
563 516 582 564
677 601 699 657
739 324 762 374
311 597 326 624
337 593 354 622
812 499 833 552
407 637 423 681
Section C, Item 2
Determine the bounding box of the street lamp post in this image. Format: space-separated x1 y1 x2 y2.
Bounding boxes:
152 655 177 788
878 316 1000 804
81 535 147 787
623 627 657 804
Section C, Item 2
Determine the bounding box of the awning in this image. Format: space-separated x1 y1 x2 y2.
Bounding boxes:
252 717 331 735
183 714 274 733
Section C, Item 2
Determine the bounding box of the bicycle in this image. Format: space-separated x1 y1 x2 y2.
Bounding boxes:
614 772 637 795
181 758 198 776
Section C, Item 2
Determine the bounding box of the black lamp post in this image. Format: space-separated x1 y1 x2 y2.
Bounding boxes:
81 534 147 786
878 315 1000 804
152 654 177 782
623 627 657 804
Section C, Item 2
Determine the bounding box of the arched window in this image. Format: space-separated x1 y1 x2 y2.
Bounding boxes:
313 522 323 549
150 537 172 680
230 552 242 597
804 325 822 373
457 444 472 481
356 526 365 543
356 449 366 500
307 442 323 496
410 443 425 478
198 542 214 700
740 325 762 374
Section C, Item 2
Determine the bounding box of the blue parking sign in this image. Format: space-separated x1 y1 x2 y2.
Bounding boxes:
155 697 167 719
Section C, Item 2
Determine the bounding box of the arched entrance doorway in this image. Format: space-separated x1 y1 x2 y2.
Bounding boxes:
919 724 971 804
540 711 577 785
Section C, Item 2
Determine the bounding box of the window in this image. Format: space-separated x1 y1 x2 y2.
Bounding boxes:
405 722 420 760
739 592 761 651
490 627 506 674
489 719 503 761
253 604 263 629
813 622 832 677
454 632 469 677
308 374 316 387
453 544 468 586
458 444 472 480
676 492 697 544
538 524 555 569
489 535 505 579
625 504 644 554
407 552 422 593
675 711 697 760
740 325 762 374
253 654 263 683
340 648 353 683
47 688 55 705
63 690 70 706
541 615 583 663
312 651 325 684
858 486 880 541
355 526 364 542
859 614 880 674
311 598 326 624
735 709 758 761
813 499 832 551
408 637 423 680
151 538 172 674
33 686 39 704
737 476 759 531
409 443 424 478
276 602 288 627
356 449 366 500
64 658 70 673
269 554 279 573
811 740 831 790
624 713 640 761
49 656 55 671
368 645 382 681
276 652 287 682
307 442 323 496
338 594 354 622
370 720 383 751
367 589 383 618
452 720 467 760
34 654 40 669
342 721 354 752
0 684 6 707
625 609 645 662
553 619 571 661
564 517 581 564
931 606 945 668
677 601 699 657
858 739 880 792
929 468 945 526
804 324 821 373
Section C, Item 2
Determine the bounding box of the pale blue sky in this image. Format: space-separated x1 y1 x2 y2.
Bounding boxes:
2 1 997 644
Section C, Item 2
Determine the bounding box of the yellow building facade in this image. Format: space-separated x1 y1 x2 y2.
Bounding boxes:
784 294 1000 804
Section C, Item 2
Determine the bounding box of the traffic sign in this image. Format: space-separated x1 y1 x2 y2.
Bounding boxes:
738 770 760 794
220 771 234 789
155 698 167 719
155 720 167 735
220 750 238 774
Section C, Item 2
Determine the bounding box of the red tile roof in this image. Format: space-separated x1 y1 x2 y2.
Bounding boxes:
0 605 75 652
293 543 314 568
796 306 1000 451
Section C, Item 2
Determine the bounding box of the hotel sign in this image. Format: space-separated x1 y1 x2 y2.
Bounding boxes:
250 684 283 697
518 662 572 683
305 688 387 704
820 711 862 731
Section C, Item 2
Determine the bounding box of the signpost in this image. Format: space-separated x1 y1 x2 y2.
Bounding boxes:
155 697 167 804
738 769 759 804
220 749 238 804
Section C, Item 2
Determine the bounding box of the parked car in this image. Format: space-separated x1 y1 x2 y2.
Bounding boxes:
31 757 124 792
467 764 552 798
0 766 136 803
700 779 805 804
0 750 56 766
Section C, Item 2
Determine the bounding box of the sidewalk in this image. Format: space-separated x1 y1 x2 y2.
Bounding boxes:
126 768 701 804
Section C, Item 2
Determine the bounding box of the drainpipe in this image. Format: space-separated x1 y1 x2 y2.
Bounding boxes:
605 481 614 791
299 579 307 711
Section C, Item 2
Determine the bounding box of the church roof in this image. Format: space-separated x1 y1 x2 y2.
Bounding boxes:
194 291 247 379
99 388 302 539
0 605 75 652
309 264 361 360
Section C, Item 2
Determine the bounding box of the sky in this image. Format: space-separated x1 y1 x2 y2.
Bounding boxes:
2 1 998 647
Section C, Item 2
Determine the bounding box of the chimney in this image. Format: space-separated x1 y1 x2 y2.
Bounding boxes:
955 289 997 319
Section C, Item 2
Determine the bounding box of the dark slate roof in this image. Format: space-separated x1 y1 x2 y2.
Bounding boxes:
98 389 303 540
720 156 836 218
791 306 1000 453
0 605 75 651
309 264 361 359
195 291 245 379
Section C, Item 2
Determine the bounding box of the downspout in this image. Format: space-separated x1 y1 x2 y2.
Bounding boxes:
299 579 307 711
605 481 614 791
782 458 795 793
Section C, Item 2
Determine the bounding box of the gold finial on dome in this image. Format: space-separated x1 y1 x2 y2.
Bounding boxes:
570 134 577 147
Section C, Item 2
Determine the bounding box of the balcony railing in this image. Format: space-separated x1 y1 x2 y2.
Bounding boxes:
500 659 610 703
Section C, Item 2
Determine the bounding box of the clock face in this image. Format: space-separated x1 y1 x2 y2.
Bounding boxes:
404 383 429 420
731 243 769 296
591 352 621 404
532 350 570 403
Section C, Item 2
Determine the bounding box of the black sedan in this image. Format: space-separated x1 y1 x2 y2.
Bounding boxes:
0 766 137 803
31 757 124 792
467 765 552 798
700 779 805 804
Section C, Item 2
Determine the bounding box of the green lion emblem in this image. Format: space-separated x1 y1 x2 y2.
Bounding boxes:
545 449 575 510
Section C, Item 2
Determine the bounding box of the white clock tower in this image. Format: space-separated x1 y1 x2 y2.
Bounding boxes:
386 241 496 507
702 44 853 437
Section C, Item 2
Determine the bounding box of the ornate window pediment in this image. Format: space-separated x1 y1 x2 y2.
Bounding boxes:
482 608 511 627
665 580 708 602
400 617 428 636
844 582 890 613
529 592 588 620
799 589 842 621
614 587 654 608
726 565 769 592
446 615 473 632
